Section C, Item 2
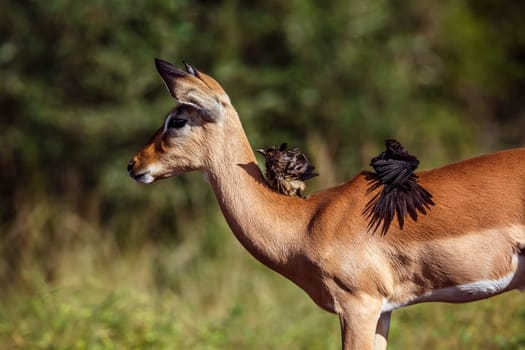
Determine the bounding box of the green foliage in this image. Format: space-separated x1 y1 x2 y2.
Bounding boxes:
1 0 524 348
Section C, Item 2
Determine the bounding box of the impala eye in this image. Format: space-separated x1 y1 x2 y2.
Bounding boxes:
168 117 187 129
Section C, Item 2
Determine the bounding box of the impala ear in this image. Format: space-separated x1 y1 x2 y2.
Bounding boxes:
183 61 200 77
155 58 223 121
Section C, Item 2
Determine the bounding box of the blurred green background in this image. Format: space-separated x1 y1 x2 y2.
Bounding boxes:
1 0 525 349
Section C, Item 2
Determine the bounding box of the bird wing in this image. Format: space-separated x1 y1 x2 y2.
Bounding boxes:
364 140 434 235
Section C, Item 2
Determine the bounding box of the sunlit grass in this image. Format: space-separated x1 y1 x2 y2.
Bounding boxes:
390 293 525 350
0 232 340 350
2 196 525 349
2 230 525 349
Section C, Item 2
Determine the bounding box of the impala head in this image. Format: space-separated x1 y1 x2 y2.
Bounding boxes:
128 59 231 184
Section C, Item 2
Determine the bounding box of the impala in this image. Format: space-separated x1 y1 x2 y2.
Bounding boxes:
128 58 525 350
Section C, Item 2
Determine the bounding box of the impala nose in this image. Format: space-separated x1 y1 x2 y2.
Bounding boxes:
127 159 136 172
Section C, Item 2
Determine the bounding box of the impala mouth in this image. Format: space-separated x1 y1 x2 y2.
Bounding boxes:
129 170 155 184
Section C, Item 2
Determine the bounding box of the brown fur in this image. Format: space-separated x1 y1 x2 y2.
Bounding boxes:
128 59 525 350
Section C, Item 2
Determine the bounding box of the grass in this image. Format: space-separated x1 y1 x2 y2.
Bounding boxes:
2 242 525 349
0 234 340 350
2 195 525 349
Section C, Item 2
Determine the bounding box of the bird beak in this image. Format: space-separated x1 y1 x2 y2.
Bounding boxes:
256 149 266 155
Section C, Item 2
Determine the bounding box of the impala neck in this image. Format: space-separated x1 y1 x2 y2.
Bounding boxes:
205 109 307 270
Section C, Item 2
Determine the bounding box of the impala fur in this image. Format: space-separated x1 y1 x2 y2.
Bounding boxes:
128 58 525 350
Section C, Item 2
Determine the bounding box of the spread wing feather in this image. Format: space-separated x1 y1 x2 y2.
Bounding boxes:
364 139 434 235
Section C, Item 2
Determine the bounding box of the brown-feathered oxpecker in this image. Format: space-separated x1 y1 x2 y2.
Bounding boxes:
257 143 318 198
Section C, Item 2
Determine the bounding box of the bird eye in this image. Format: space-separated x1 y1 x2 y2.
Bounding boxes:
168 118 187 129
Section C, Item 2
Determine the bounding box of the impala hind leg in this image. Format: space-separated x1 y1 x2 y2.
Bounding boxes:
512 252 525 291
338 294 384 350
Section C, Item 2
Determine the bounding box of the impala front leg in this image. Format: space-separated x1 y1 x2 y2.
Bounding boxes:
338 294 384 350
374 311 391 350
